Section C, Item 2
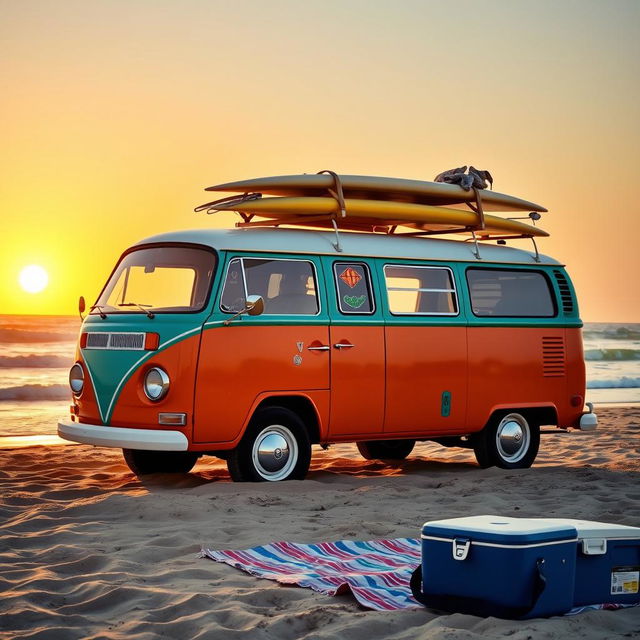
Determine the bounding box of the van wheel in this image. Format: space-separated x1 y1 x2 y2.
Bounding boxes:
472 412 540 469
226 407 311 482
356 439 415 461
122 449 199 475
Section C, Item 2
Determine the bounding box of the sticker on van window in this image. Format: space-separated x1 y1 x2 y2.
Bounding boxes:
340 267 362 288
344 295 366 309
334 263 374 314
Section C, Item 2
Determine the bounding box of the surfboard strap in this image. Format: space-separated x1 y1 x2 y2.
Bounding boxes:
468 187 487 231
317 170 347 252
194 192 262 215
317 170 347 218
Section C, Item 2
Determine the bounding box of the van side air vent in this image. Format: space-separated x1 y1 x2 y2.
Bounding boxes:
542 336 566 377
84 332 145 350
553 270 574 314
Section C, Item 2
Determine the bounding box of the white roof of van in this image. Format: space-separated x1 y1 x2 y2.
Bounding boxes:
135 227 561 266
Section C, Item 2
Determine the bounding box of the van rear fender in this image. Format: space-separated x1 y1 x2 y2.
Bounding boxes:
473 403 559 433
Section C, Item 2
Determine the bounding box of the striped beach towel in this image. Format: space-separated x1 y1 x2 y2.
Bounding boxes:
200 538 634 614
201 538 421 610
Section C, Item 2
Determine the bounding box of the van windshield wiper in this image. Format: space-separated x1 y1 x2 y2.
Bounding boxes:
90 304 108 319
118 302 155 319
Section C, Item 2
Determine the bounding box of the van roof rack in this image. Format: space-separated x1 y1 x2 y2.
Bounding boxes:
194 171 545 259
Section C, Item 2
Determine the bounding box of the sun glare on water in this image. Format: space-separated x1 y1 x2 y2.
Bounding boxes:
19 265 49 294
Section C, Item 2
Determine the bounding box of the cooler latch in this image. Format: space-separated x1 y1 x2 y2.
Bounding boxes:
452 538 471 561
582 538 607 555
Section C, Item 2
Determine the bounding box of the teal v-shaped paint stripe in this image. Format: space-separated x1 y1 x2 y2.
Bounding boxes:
101 326 203 424
82 358 106 424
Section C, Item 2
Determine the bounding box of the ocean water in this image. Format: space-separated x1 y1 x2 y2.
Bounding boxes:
0 315 638 440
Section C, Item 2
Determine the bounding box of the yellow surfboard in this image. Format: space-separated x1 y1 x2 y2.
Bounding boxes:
213 196 548 237
206 174 547 213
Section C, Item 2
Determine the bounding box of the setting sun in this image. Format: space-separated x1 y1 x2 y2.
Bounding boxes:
18 265 49 294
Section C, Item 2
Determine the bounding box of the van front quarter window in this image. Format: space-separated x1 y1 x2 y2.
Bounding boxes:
220 258 319 315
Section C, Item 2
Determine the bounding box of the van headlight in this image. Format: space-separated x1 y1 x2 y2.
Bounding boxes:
69 363 84 396
144 367 170 401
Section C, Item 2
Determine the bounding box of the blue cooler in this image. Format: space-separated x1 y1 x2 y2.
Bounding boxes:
547 519 640 606
410 515 579 619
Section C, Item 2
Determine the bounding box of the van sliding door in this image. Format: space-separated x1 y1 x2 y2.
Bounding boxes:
381 261 468 434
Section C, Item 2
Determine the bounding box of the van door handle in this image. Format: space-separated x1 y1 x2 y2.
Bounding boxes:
307 345 330 351
333 343 355 349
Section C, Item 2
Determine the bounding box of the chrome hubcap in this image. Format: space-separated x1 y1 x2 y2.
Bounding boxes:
252 425 298 481
495 414 530 463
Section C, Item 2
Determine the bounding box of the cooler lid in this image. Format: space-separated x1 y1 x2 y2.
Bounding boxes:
538 518 640 541
422 515 577 545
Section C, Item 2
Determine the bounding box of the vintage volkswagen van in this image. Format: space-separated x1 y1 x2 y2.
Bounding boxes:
58 228 597 480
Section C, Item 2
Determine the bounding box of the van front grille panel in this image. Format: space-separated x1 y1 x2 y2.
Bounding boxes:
86 333 109 348
84 332 146 350
109 333 145 349
542 336 566 377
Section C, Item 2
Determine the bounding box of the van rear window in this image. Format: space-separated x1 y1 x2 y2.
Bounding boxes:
466 269 555 317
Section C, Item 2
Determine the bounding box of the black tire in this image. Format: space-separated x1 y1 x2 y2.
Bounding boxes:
472 412 540 469
356 439 416 461
122 449 199 475
226 407 311 482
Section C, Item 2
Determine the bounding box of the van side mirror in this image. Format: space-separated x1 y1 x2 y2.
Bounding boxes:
223 295 265 325
79 296 86 319
245 295 264 316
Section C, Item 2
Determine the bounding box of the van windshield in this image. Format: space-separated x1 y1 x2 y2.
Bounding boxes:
94 246 216 314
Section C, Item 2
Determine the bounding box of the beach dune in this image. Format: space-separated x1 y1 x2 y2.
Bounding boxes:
1 407 639 639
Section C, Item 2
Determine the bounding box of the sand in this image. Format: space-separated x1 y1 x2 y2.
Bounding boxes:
1 407 639 639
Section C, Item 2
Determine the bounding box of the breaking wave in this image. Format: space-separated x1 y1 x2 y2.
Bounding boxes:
0 355 72 368
0 384 69 401
0 329 77 343
587 377 640 389
583 325 640 341
584 349 640 361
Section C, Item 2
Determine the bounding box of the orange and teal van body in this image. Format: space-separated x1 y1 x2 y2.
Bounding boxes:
59 228 597 480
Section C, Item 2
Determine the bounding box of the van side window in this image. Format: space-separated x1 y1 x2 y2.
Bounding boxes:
467 269 555 317
384 265 458 315
220 258 246 313
333 262 375 314
220 257 319 315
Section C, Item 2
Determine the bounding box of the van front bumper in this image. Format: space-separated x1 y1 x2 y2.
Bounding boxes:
58 419 189 451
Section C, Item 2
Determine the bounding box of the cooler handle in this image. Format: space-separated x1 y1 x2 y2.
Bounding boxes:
409 557 548 619
453 538 471 561
581 538 607 555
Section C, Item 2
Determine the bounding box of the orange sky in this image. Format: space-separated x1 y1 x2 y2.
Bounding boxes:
2 0 639 321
